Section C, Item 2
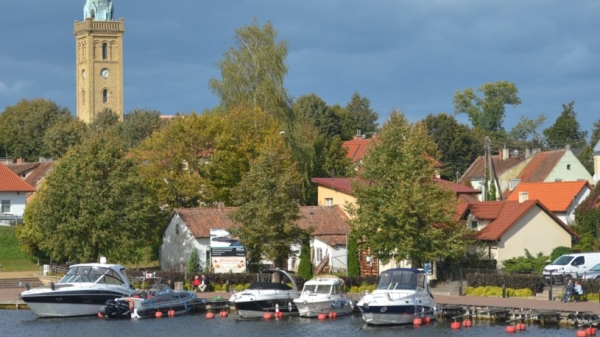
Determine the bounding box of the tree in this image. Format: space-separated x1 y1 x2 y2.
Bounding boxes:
297 237 313 280
42 115 87 159
550 246 572 262
347 235 360 277
508 114 547 148
453 81 521 133
186 249 201 277
591 119 600 148
292 94 340 138
345 92 378 137
209 19 291 122
572 185 600 252
542 101 587 149
119 108 167 150
18 133 167 264
423 113 481 181
347 111 470 267
228 136 307 270
131 113 219 209
502 249 549 273
88 108 121 136
0 98 72 161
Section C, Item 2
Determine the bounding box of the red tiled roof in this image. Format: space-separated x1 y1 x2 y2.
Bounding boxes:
460 155 526 181
0 163 35 192
464 200 577 241
174 205 350 242
311 177 354 194
517 150 565 182
505 181 591 212
342 136 371 162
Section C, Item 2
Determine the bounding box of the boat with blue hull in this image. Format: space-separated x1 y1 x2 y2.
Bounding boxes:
19 260 136 318
356 268 436 325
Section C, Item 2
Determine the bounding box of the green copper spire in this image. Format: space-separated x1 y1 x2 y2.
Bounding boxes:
83 0 114 21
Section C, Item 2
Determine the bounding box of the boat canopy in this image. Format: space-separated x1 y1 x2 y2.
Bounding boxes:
376 269 426 291
59 264 127 285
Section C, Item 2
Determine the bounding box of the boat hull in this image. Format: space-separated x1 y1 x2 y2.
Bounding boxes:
21 289 133 317
295 297 354 317
231 297 298 318
358 304 435 325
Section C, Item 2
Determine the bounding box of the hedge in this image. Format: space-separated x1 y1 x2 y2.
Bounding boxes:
465 272 544 294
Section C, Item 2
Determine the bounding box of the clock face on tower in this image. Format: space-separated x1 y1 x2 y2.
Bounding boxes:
101 68 110 78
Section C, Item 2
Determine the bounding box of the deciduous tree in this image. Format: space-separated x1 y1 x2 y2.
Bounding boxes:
228 136 307 270
453 81 521 133
348 111 469 267
119 108 167 150
18 133 167 264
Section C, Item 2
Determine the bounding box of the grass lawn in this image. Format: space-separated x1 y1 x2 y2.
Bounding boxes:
0 226 39 271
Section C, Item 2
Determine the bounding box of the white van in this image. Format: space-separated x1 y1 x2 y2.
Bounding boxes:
543 252 600 283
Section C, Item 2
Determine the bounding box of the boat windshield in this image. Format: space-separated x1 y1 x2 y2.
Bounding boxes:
377 270 421 291
302 284 331 295
59 265 125 285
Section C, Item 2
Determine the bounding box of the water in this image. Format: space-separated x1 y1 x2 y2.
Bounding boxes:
0 310 584 337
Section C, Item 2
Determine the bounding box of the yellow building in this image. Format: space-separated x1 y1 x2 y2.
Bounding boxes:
74 0 124 123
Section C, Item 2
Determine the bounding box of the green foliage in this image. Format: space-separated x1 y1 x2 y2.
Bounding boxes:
42 116 87 159
466 272 544 294
88 108 121 135
345 92 379 137
297 239 313 280
572 185 600 251
550 246 572 262
348 111 470 267
186 249 201 276
423 113 481 181
228 136 307 269
465 286 533 298
591 119 600 149
18 133 168 264
542 101 587 148
347 235 360 277
508 114 547 148
0 98 72 161
209 18 290 122
453 81 521 132
119 108 166 150
501 249 549 273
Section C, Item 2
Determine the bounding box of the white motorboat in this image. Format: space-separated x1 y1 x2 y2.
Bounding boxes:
229 269 299 318
20 259 136 317
293 276 355 318
356 268 436 325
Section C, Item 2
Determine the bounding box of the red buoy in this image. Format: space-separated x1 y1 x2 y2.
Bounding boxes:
220 311 228 317
167 309 175 317
317 313 327 320
423 316 431 324
413 318 422 326
506 325 516 333
275 311 283 318
519 323 526 331
462 319 472 327
451 321 461 329
97 312 104 319
206 312 215 319
576 329 587 337
155 311 163 318
329 312 337 319
263 312 273 320
589 327 597 335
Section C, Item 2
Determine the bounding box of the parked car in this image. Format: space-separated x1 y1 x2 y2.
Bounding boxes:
579 263 600 281
543 252 600 284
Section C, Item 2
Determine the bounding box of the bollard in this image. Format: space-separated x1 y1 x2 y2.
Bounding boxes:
502 284 506 298
549 271 553 301
459 282 463 296
226 280 230 292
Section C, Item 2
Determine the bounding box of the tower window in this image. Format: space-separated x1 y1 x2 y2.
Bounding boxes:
91 9 95 19
102 89 108 103
102 43 108 59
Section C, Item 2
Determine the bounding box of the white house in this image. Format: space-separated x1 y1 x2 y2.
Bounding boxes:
160 205 351 273
0 163 36 225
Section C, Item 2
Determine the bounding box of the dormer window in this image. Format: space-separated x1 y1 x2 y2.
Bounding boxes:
471 220 478 229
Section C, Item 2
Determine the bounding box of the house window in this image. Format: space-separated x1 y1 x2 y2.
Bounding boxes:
175 224 180 235
471 220 478 229
567 164 571 170
316 248 323 262
1 200 9 213
325 198 333 206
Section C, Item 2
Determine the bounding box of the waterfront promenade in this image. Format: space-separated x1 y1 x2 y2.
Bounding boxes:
1 271 599 315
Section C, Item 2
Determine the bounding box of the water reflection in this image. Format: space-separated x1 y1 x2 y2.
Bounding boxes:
0 310 583 337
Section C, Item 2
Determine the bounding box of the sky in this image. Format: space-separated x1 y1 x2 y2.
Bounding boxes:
1 0 599 137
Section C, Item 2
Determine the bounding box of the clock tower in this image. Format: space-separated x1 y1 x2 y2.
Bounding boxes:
74 0 124 123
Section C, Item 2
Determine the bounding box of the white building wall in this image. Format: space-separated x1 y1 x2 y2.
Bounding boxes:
0 192 27 216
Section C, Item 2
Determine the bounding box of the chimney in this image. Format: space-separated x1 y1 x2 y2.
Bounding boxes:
518 191 529 203
16 158 25 164
525 148 531 159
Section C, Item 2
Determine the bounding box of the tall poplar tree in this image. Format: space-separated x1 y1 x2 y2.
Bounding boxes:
348 111 469 267
542 101 587 148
